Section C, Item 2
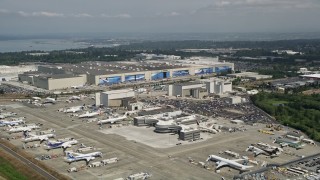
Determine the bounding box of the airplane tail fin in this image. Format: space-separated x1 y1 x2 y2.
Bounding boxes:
66 152 74 159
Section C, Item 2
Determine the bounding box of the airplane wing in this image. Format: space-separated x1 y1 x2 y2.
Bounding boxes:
85 157 95 162
253 149 263 156
62 142 72 149
216 161 228 169
28 133 36 137
39 136 49 143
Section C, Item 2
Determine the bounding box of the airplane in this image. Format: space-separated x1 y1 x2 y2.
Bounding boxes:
79 111 100 118
44 97 56 104
8 124 40 133
97 112 128 124
0 112 17 119
32 97 42 101
64 105 85 113
64 151 102 165
69 96 81 100
246 145 283 157
45 138 78 151
22 133 55 143
0 119 25 127
273 138 304 149
206 155 253 172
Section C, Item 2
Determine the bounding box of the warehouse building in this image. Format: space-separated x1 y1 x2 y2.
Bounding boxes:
96 89 135 107
179 129 201 141
18 60 234 90
226 96 242 104
18 73 86 90
167 82 208 99
227 72 272 80
198 78 232 94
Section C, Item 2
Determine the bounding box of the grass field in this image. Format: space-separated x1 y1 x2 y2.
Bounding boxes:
0 149 45 180
0 156 28 180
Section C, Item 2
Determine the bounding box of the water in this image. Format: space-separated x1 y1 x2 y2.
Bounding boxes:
0 39 116 53
1 32 320 53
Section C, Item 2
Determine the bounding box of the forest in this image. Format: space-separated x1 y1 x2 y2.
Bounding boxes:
1 39 320 65
251 92 320 142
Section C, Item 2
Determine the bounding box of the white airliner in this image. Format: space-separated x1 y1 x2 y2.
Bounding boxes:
79 111 100 118
64 151 102 165
0 112 17 119
246 145 283 157
0 119 25 127
8 124 40 133
206 155 253 171
45 138 78 151
69 96 81 100
32 97 42 100
97 112 128 124
64 105 85 113
22 133 55 143
44 97 56 104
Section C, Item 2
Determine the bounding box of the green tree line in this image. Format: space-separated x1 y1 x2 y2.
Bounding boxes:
251 92 320 141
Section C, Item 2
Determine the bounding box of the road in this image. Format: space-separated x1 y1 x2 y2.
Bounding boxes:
0 142 58 180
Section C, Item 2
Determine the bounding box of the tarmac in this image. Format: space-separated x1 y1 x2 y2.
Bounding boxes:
1 96 320 180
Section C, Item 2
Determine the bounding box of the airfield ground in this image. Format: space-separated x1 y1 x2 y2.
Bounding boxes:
1 96 320 180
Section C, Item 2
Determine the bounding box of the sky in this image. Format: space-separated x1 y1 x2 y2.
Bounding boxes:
1 0 320 35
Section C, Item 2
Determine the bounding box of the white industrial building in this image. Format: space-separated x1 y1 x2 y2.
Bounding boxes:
167 78 233 98
168 82 208 99
18 73 86 90
227 72 272 80
136 53 181 60
0 65 38 82
226 96 242 104
95 89 135 107
198 78 232 95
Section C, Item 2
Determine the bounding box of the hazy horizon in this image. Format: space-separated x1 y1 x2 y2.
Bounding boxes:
1 0 320 36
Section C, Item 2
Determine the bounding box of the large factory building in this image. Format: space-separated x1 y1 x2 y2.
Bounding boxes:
18 59 234 90
96 89 135 107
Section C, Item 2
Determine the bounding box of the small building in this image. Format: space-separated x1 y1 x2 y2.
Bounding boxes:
96 89 135 107
198 78 232 95
179 129 201 141
227 72 272 80
226 96 242 104
126 102 143 111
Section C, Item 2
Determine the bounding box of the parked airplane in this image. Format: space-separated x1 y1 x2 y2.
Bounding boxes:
45 138 78 151
206 155 253 171
0 112 17 119
273 138 304 149
64 151 102 165
32 97 42 100
69 96 81 100
0 119 25 127
97 112 128 124
79 111 100 118
22 133 55 143
64 105 85 113
246 145 282 157
8 124 40 133
44 97 56 104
